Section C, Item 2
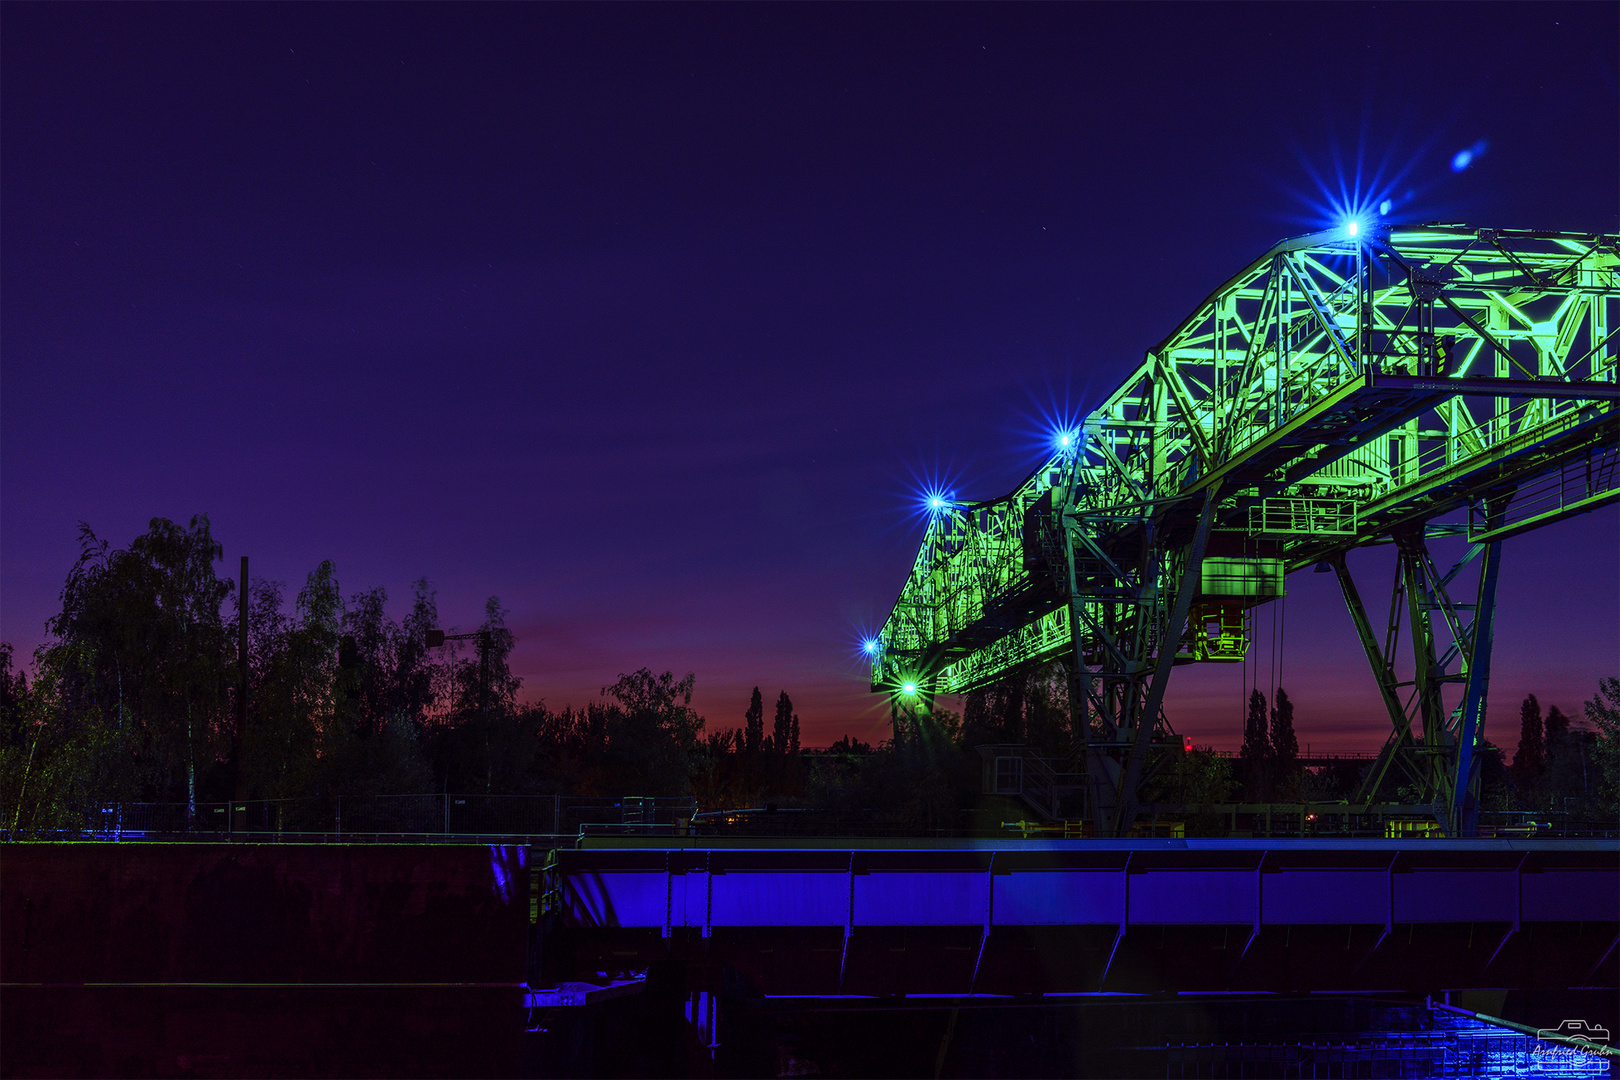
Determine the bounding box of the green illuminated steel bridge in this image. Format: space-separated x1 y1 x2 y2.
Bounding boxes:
870 223 1620 838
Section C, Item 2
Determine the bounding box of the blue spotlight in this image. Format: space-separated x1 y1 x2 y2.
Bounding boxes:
862 638 880 656
1341 207 1378 241
1280 138 1426 243
921 485 955 516
1450 149 1472 171
1451 138 1488 173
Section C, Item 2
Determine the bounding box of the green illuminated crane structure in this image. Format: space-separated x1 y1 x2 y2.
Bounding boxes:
870 224 1619 837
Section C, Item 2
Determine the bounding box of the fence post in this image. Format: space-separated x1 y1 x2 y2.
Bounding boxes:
444 791 449 836
337 795 342 838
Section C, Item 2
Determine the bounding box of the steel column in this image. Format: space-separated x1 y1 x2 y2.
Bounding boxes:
1451 497 1507 837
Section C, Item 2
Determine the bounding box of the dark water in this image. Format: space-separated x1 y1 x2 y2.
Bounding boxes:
526 990 1618 1078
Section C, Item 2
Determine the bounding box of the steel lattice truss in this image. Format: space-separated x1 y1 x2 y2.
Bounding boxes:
871 224 1620 836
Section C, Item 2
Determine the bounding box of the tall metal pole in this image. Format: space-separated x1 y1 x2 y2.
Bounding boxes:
233 556 249 828
479 630 492 794
1356 232 1366 371
479 630 491 722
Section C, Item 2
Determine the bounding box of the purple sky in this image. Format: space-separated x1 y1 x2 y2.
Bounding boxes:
4 5 1616 752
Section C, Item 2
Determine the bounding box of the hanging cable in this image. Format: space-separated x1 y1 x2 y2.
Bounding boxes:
1252 601 1262 709
1270 594 1280 710
1278 591 1287 700
1241 604 1249 734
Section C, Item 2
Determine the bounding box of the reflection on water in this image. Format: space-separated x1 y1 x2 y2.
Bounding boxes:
1167 1014 1611 1079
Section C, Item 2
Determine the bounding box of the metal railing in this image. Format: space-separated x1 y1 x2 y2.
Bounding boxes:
9 794 699 842
10 794 1610 844
980 744 1087 821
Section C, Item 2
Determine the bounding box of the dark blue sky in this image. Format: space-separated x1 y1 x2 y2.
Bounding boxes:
3 3 1615 749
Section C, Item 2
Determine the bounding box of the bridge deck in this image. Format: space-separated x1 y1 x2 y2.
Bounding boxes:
536 838 1619 999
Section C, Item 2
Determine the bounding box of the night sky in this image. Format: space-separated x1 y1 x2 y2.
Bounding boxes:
4 4 1616 752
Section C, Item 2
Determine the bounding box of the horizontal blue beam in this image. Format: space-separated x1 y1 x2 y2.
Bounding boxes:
536 840 1618 997
551 841 1617 931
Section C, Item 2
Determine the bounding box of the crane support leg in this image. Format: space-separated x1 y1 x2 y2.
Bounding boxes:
1335 553 1420 803
1113 482 1221 836
1394 526 1447 750
1450 539 1500 836
1450 492 1510 837
1066 539 1119 832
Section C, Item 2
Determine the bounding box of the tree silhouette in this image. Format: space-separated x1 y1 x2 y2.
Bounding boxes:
599 669 704 797
743 687 764 755
1238 688 1270 801
960 663 1069 753
1511 693 1544 793
1142 745 1236 835
772 691 794 755
1584 678 1620 815
1536 704 1594 816
1270 687 1299 800
1543 705 1569 755
47 517 232 808
4 514 1260 834
0 644 27 752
